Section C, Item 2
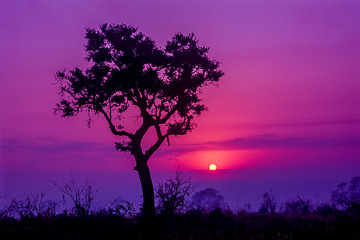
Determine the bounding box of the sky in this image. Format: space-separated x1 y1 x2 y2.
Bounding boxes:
1 0 360 209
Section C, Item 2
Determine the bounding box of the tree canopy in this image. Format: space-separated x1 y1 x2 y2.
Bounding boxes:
56 24 223 159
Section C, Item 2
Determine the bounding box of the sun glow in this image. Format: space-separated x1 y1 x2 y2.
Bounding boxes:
209 164 217 171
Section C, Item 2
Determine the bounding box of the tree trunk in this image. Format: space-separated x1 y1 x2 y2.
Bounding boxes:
135 159 156 217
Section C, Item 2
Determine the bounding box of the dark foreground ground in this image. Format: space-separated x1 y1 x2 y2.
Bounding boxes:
1 211 360 240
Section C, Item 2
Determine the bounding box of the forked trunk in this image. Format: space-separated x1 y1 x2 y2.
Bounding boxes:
135 159 156 217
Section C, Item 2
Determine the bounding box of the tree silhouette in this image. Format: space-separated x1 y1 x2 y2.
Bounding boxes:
190 188 227 211
55 24 223 216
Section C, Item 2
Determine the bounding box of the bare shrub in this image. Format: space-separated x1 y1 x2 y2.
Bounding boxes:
54 177 96 216
258 191 277 214
2 192 57 219
155 166 195 215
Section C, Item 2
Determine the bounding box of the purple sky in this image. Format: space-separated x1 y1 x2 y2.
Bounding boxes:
1 0 360 208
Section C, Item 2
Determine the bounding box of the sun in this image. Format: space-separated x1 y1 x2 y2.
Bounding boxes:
209 163 217 171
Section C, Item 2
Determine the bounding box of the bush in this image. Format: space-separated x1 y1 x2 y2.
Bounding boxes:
155 166 195 215
331 176 360 213
258 191 277 214
102 198 136 218
2 192 58 219
284 196 313 215
53 178 96 216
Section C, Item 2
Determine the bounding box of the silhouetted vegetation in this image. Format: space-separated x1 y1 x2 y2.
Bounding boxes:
331 176 360 213
155 165 195 215
283 196 313 215
53 177 96 217
258 191 277 214
1 204 359 240
2 177 360 239
54 23 224 216
189 188 228 212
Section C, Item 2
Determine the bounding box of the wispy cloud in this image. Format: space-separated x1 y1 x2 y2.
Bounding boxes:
0 137 127 171
2 133 359 171
234 119 360 130
2 133 359 158
1 137 115 155
157 134 360 157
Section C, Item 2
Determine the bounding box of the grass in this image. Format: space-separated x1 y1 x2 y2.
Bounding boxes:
1 210 359 240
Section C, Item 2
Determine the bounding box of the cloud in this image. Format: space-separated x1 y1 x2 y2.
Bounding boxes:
235 119 360 130
0 137 133 171
1 137 114 155
2 134 359 169
211 134 360 149
156 134 360 157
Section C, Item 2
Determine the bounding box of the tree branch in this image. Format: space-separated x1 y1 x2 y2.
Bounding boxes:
159 106 177 124
144 124 166 160
99 108 133 138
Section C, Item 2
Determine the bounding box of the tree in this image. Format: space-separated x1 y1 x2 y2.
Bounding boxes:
190 188 227 212
55 24 224 216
